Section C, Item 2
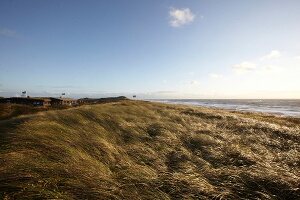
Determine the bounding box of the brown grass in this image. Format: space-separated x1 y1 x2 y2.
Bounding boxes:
0 104 46 121
0 100 299 199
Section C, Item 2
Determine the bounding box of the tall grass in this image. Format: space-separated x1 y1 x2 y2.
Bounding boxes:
0 100 299 199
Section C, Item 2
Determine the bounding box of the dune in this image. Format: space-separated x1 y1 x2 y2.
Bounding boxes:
0 100 299 199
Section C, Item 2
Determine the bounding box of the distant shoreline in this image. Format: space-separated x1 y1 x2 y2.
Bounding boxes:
148 99 300 118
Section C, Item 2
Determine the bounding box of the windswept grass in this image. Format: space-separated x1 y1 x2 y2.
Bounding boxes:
0 104 46 121
0 100 299 199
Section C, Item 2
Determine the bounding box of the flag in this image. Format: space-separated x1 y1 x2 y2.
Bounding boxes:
62 93 66 95
22 91 26 94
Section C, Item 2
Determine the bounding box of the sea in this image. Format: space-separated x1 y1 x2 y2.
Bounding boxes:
150 99 300 117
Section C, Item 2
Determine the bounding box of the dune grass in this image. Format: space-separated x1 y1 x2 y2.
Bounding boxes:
0 104 46 121
0 100 299 199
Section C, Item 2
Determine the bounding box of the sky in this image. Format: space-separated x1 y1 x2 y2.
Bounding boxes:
1 0 300 99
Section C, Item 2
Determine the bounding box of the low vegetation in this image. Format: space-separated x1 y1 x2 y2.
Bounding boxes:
0 100 299 199
0 104 47 121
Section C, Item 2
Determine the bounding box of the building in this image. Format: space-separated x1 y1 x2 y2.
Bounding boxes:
0 97 51 107
50 98 78 106
0 97 78 107
61 98 77 106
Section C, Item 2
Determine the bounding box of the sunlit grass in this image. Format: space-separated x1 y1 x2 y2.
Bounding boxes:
0 100 299 199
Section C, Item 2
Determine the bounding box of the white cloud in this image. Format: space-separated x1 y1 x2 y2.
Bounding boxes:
209 73 223 79
263 65 279 71
233 62 256 73
190 80 199 85
0 28 19 38
260 65 282 73
169 8 195 27
261 50 281 60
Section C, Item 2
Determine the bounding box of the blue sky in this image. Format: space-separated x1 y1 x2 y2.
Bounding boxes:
1 0 300 98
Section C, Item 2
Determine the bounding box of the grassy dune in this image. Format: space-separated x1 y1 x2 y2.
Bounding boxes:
0 104 47 121
0 100 299 199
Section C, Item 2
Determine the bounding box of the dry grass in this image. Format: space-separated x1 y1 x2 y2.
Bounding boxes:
0 100 299 199
0 104 46 121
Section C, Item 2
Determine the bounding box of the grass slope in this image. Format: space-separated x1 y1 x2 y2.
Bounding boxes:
0 100 299 199
0 104 46 121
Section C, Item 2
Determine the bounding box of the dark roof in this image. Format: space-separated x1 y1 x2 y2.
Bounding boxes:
60 98 76 101
0 97 51 103
31 97 51 101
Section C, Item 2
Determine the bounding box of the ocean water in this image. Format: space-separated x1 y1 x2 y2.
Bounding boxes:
152 99 300 117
